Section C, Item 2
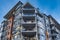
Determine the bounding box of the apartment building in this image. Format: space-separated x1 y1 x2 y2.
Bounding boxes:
1 1 60 40
0 25 3 40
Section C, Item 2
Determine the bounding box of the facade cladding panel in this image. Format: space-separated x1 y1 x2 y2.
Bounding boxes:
1 1 60 40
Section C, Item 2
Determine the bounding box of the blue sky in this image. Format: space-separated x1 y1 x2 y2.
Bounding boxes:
0 0 60 24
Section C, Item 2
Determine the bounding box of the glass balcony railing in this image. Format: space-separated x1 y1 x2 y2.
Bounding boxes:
22 30 36 33
22 30 36 37
22 26 37 31
50 33 57 37
22 21 36 24
12 26 21 35
1 32 7 37
22 14 36 17
22 8 35 10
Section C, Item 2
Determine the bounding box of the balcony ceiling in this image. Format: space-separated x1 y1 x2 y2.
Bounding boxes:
23 10 35 13
22 23 36 30
22 31 36 37
22 23 36 26
23 16 35 20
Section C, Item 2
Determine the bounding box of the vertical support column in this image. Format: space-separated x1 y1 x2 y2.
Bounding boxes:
43 14 49 40
21 8 23 40
35 13 38 40
43 14 47 40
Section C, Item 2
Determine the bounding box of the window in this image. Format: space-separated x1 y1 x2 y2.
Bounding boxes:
38 21 45 29
39 28 45 35
40 35 45 40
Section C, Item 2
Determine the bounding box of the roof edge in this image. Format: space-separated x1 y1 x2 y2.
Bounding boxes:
4 1 23 19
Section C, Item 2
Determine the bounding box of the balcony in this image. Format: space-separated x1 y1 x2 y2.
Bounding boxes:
51 27 55 31
22 31 36 37
22 21 36 30
22 13 36 17
22 15 35 21
1 32 7 37
12 27 21 35
51 28 58 34
50 24 58 34
12 30 16 35
50 33 57 37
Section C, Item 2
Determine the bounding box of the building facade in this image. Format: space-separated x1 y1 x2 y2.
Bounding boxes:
1 20 8 40
0 25 3 40
1 1 60 40
48 15 60 40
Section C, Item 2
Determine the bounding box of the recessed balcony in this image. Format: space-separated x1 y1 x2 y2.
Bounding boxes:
22 22 36 30
22 14 36 17
22 15 35 21
50 24 58 34
22 31 36 37
51 29 58 34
